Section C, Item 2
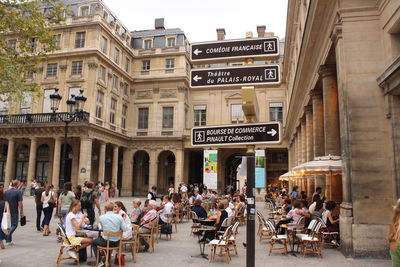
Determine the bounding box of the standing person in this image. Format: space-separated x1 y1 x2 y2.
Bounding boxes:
92 202 129 266
41 185 56 236
312 187 322 202
4 180 24 245
388 199 400 266
19 181 27 196
80 181 101 225
34 181 45 231
0 190 6 249
147 186 157 201
57 182 75 224
74 185 82 200
30 179 37 196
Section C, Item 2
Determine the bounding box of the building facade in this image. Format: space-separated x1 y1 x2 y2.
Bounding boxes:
0 0 287 198
284 0 400 257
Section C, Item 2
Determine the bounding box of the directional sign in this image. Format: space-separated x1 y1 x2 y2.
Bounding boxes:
191 37 279 61
191 122 281 146
190 65 280 88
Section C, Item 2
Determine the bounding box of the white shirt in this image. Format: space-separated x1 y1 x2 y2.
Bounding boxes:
159 202 174 223
42 191 54 208
225 207 233 217
309 202 317 214
65 212 77 237
180 185 187 193
119 210 132 239
229 202 234 210
195 194 203 201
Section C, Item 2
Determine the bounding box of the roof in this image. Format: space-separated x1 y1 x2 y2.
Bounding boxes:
131 28 184 38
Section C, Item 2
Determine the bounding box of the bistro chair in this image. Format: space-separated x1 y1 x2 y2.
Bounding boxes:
318 217 340 248
227 222 240 256
265 220 288 256
190 211 201 236
257 213 271 242
138 221 157 253
55 223 81 267
120 224 139 263
299 221 323 258
217 217 233 236
209 225 233 263
96 231 123 267
235 205 246 226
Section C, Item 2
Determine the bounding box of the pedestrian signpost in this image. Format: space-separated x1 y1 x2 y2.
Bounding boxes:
191 122 280 146
191 37 279 61
190 65 280 88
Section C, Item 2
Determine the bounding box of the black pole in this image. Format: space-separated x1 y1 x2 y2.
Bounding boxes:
60 122 69 189
246 154 255 267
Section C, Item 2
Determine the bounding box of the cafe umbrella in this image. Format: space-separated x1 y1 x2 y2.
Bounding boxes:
291 155 342 200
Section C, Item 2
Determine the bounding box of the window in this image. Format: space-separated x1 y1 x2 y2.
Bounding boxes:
125 57 130 72
102 11 108 21
46 63 58 77
123 83 129 95
142 60 150 71
68 87 81 99
269 102 283 123
100 36 107 53
99 65 106 81
114 48 120 64
138 108 148 129
43 89 55 113
121 104 127 129
71 61 83 75
80 6 89 16
112 75 119 89
95 91 104 119
162 107 174 129
144 39 152 49
194 105 206 126
109 98 116 124
166 58 175 69
54 34 61 48
8 40 16 51
75 32 85 48
167 37 176 47
20 93 31 114
231 104 244 123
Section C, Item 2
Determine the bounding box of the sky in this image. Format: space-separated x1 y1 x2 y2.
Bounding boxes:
102 0 288 42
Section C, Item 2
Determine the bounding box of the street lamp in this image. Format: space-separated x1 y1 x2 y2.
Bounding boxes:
50 89 87 189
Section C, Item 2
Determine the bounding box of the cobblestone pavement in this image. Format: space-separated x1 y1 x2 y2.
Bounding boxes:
0 196 391 267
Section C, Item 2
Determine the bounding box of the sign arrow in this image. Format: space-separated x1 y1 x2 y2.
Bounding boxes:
193 49 202 56
193 75 202 82
267 129 277 136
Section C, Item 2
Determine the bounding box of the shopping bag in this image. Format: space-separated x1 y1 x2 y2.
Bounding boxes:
114 253 125 266
1 202 11 235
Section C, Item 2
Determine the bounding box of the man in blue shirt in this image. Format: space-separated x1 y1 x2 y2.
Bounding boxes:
91 202 128 267
4 180 24 245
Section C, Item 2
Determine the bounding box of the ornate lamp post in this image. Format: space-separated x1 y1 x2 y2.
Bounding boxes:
50 89 87 188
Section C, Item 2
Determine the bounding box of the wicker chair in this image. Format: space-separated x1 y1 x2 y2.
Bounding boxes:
120 224 139 263
138 221 157 253
55 223 81 267
265 220 288 256
209 225 233 263
298 221 323 258
96 231 123 267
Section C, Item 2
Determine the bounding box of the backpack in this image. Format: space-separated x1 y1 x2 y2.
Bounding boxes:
80 191 93 209
160 224 172 234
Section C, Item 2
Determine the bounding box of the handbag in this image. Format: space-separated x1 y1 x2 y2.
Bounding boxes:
20 216 26 226
48 192 56 209
114 253 125 266
1 202 11 235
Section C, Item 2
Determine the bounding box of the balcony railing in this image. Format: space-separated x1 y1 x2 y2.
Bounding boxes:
0 112 90 125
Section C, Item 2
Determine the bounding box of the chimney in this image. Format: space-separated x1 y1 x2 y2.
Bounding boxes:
216 28 226 40
257 25 266 38
155 18 165 30
246 31 253 38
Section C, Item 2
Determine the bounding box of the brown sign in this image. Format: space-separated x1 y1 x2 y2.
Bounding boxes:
191 38 279 61
191 122 281 146
190 65 280 88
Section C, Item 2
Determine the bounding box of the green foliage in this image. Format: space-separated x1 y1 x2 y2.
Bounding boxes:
0 0 68 102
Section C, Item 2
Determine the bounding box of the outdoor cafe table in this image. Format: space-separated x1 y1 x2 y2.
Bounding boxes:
191 225 216 260
281 224 305 256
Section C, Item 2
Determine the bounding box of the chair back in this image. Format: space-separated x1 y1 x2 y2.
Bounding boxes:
307 219 317 231
57 223 71 245
221 217 230 228
190 211 199 221
296 216 306 226
232 222 240 235
219 225 233 244
317 217 328 228
103 231 123 248
265 220 278 237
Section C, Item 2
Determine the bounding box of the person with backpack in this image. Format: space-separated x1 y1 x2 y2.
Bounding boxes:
80 181 101 225
147 186 157 201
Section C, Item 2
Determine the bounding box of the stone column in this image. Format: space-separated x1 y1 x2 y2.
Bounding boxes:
174 148 184 191
98 141 106 183
78 138 92 186
305 105 314 198
27 138 38 184
148 150 158 192
111 145 119 188
4 138 15 187
311 89 326 193
301 117 307 163
51 137 62 190
70 142 80 187
121 148 134 196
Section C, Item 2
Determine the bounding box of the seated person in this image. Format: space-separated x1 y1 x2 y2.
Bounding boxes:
142 199 150 215
224 199 234 218
275 200 304 234
138 200 158 252
200 202 228 243
92 202 129 265
191 199 207 219
64 200 93 260
130 199 142 225
311 200 325 220
114 201 132 240
234 194 246 217
323 201 339 232
159 195 174 225
283 198 292 214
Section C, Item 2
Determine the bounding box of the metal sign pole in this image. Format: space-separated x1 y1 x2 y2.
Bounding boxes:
246 147 256 267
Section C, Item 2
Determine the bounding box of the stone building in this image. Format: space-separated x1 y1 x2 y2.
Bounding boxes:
0 0 288 197
284 0 400 257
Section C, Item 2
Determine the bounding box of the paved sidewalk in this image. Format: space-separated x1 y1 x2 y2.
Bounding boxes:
0 196 391 266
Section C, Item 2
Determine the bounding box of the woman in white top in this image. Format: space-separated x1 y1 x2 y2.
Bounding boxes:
64 200 93 259
114 201 132 240
41 185 56 236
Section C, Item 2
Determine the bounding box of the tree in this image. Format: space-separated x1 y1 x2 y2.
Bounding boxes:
0 0 68 102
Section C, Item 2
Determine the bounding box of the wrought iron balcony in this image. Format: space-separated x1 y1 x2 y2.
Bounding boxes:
0 112 90 125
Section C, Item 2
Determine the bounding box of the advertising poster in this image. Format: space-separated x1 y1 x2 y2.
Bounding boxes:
204 150 218 189
255 150 266 188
